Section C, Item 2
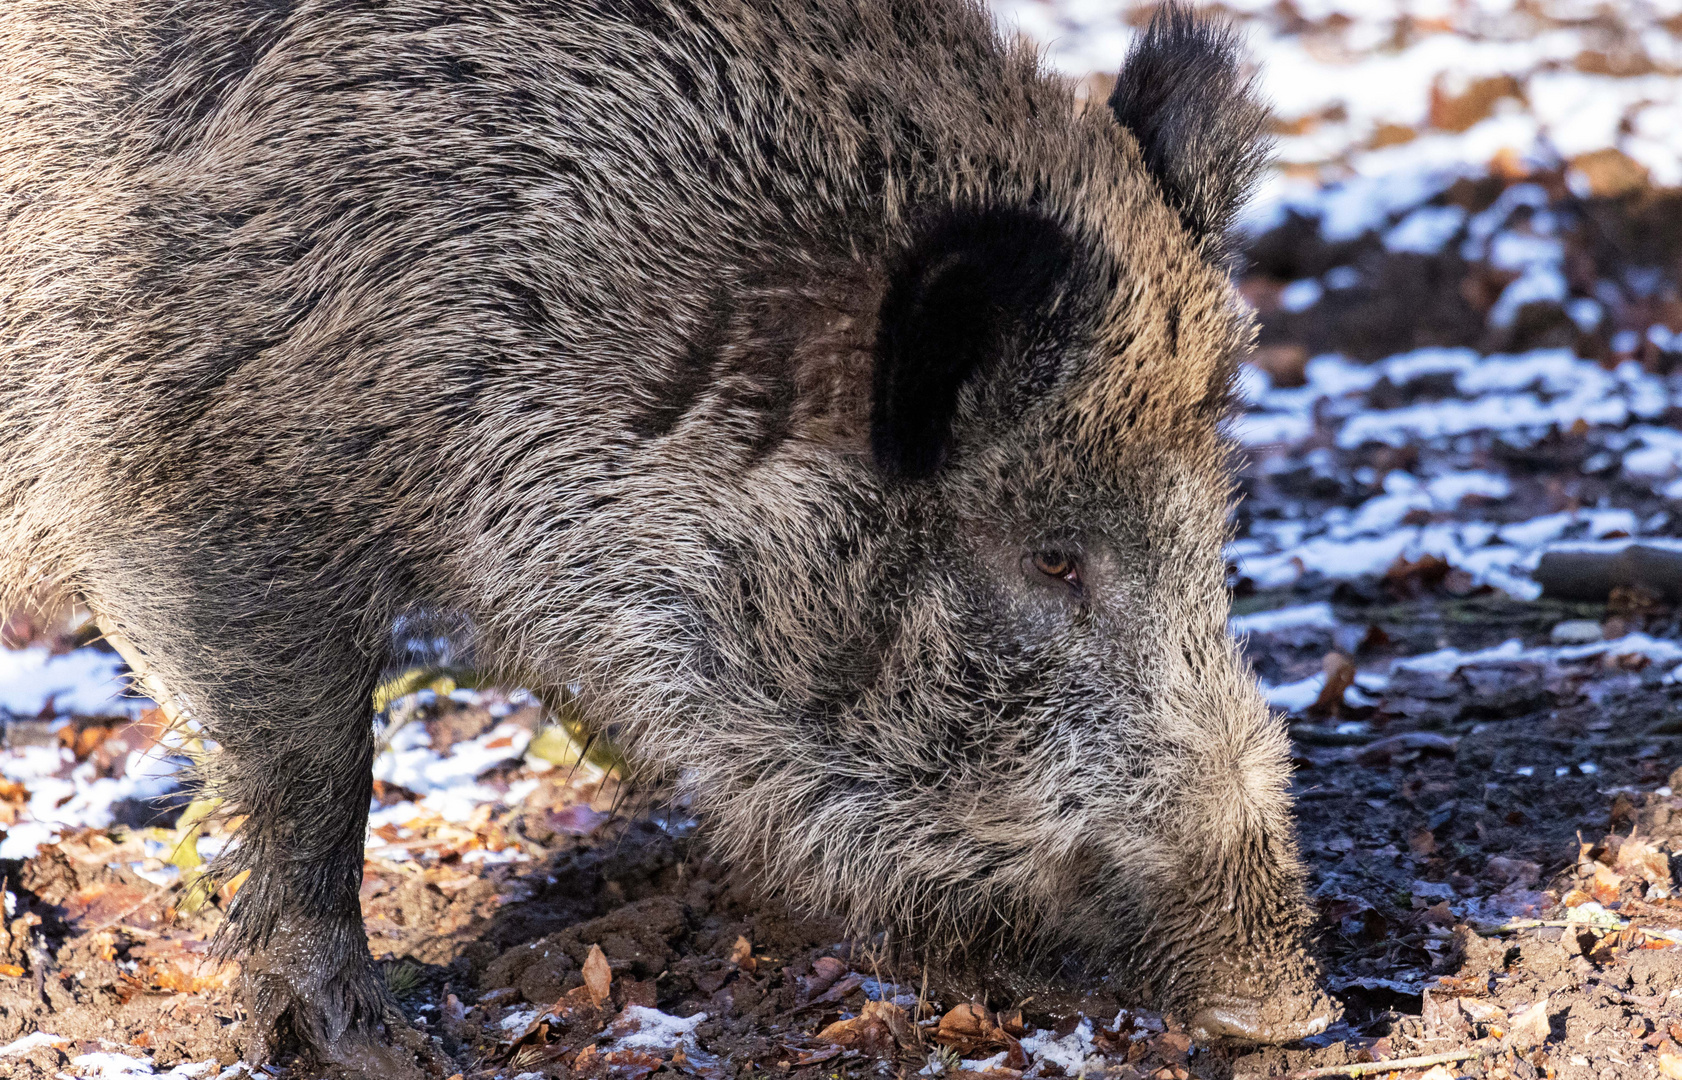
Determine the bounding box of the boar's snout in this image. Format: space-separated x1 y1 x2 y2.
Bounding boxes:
1184 952 1340 1045
1188 989 1337 1044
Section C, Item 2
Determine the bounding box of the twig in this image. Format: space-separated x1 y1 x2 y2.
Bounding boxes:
1257 1047 1479 1080
1471 917 1626 935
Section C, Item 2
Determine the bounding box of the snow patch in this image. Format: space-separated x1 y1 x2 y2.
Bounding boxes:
1230 602 1339 636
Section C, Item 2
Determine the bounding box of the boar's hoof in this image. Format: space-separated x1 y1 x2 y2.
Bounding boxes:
241 924 432 1078
244 989 431 1080
1187 991 1337 1045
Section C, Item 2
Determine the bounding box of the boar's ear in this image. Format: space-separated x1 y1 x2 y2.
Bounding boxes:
1107 3 1270 248
871 206 1077 479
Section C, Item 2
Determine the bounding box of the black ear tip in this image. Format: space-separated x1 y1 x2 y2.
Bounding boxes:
1108 3 1270 247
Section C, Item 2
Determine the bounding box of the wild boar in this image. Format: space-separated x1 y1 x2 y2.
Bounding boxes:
0 0 1332 1071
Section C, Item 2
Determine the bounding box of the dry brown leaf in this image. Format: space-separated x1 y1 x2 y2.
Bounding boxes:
814 999 915 1058
810 972 866 1004
728 935 755 973
935 1002 1028 1062
583 943 612 1006
140 954 240 993
1616 835 1673 885
1308 652 1355 715
1592 863 1625 904
1659 1053 1682 1080
1428 73 1523 132
1507 995 1551 1050
0 963 23 978
804 956 848 997
938 1003 991 1040
601 1048 664 1080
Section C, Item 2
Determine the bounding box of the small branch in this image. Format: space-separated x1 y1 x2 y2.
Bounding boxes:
1471 917 1626 935
1271 1048 1479 1079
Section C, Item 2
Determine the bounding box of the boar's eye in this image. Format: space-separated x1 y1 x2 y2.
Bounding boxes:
1025 551 1081 592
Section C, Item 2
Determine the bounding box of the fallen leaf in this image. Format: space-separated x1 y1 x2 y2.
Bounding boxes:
0 963 23 978
792 1046 841 1066
1616 835 1673 885
728 935 755 973
1308 652 1355 715
1428 73 1522 132
1507 995 1551 1050
938 1003 991 1041
584 943 612 1006
1592 863 1625 904
1569 148 1649 198
804 956 848 997
601 1049 664 1080
1421 992 1470 1039
810 972 866 1004
814 1000 915 1057
1384 552 1453 599
1659 1053 1682 1080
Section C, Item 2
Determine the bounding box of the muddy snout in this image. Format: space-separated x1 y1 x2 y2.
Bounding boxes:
1187 985 1339 1045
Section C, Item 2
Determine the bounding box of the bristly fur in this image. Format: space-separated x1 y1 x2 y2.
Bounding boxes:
1107 3 1273 252
1 0 1321 1070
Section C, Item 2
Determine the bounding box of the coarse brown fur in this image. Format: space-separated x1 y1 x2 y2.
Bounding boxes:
0 0 1329 1071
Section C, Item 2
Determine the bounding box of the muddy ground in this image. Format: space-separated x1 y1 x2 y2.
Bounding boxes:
10 163 1682 1080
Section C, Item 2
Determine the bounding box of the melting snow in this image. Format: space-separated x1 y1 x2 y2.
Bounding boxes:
67 1054 216 1078
604 1006 708 1053
1396 633 1682 674
1019 1018 1101 1076
1230 602 1339 636
0 1031 66 1057
0 647 141 717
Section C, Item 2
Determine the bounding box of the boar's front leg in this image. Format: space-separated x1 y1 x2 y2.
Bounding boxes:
90 599 425 1076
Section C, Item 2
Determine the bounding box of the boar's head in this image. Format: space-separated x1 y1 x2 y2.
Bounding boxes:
596 5 1331 1044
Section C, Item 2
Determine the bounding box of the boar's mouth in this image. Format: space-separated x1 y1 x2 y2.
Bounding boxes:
919 937 1336 1047
1187 992 1336 1044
